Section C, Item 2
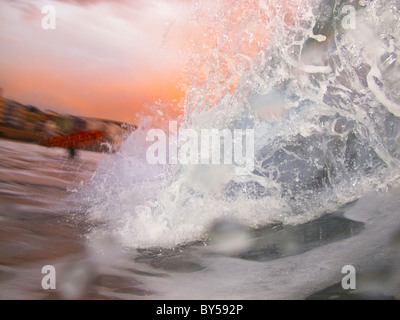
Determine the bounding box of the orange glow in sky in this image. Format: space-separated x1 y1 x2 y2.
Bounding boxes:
0 0 298 125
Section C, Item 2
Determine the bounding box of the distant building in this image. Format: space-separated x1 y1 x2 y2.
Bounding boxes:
3 100 25 129
43 110 61 136
23 105 44 131
0 96 5 125
55 115 73 134
71 116 87 132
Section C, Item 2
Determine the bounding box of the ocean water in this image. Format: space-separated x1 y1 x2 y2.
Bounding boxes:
1 0 400 299
0 140 399 299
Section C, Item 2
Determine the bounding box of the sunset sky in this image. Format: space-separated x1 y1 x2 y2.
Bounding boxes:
0 0 189 123
0 0 298 124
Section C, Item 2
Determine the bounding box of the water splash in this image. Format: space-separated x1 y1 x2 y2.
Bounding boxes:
81 0 400 248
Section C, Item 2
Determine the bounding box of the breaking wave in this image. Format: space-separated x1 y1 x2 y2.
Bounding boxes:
80 0 400 248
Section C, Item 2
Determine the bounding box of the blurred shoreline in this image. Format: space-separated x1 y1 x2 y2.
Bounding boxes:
0 125 44 144
0 94 136 153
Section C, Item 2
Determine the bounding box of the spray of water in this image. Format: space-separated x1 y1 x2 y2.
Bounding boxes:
80 0 400 248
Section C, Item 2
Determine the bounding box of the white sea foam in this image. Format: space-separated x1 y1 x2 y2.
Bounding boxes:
82 0 400 248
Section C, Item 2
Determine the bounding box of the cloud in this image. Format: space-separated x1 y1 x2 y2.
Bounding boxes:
0 0 188 123
4 0 41 21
